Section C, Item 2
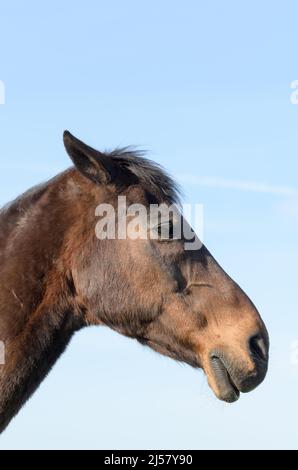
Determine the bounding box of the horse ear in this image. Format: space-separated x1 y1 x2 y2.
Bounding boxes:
63 131 117 185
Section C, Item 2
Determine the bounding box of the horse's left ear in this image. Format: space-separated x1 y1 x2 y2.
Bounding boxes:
63 131 117 185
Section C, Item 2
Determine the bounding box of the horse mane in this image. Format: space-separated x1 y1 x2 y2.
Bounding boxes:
1 149 181 223
106 147 182 205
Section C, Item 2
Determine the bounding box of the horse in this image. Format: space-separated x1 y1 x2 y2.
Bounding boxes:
0 131 269 432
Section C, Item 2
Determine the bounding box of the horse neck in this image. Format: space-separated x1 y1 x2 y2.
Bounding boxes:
0 169 98 432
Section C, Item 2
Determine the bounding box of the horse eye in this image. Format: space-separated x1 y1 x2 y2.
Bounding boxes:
156 220 176 240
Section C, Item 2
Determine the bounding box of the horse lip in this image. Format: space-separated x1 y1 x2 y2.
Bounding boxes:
210 355 240 403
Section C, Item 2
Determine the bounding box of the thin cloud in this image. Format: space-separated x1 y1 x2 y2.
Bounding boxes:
179 175 298 197
278 197 298 219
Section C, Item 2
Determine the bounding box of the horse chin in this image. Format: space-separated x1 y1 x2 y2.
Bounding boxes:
207 356 240 403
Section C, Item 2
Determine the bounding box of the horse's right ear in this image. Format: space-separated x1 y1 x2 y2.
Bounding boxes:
63 131 117 185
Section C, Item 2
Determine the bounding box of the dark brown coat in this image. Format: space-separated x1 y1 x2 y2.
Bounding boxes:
0 132 269 432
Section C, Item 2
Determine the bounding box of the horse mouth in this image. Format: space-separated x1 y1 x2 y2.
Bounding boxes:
210 356 240 403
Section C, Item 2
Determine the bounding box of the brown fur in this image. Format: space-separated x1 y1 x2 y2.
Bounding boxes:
0 131 269 432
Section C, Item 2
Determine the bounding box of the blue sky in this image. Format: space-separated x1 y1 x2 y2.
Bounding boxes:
0 0 298 449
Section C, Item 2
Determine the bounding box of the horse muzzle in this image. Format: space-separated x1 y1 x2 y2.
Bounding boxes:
205 333 269 403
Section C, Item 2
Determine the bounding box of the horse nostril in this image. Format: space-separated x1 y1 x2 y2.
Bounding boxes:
249 334 268 363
